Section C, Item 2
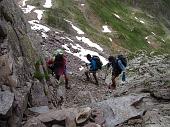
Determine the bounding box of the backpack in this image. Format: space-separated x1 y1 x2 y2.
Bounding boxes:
53 54 65 69
92 56 103 70
117 55 127 67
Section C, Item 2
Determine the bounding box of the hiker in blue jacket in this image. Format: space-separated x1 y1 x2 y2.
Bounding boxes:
107 55 126 90
85 54 99 85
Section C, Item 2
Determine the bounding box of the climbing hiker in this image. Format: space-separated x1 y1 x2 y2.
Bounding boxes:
107 55 127 90
52 49 70 89
85 54 103 85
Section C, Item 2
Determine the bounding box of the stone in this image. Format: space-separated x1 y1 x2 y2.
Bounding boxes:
65 112 76 127
28 106 49 114
83 123 101 127
23 118 46 127
29 81 48 106
76 107 91 124
0 91 14 115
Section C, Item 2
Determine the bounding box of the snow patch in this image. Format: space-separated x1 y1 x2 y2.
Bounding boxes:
65 20 85 34
134 17 138 20
102 25 112 33
43 0 52 8
151 32 156 36
41 32 48 38
34 10 44 20
79 66 84 71
109 38 112 42
66 37 74 42
22 0 28 6
81 4 85 6
76 36 103 51
28 20 50 32
139 20 145 24
62 43 107 65
21 5 35 13
113 13 121 19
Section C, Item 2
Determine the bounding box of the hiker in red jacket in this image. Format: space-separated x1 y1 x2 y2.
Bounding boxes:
53 53 70 89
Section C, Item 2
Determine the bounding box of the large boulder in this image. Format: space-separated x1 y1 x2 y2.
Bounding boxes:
29 81 48 107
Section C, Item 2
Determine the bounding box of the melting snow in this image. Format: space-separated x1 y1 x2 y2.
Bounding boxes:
28 20 50 32
139 20 145 24
41 32 48 38
76 36 103 51
43 0 52 8
62 43 107 65
113 13 121 19
145 36 148 40
79 66 84 71
22 0 28 6
151 32 156 36
134 17 138 20
66 37 74 42
65 20 85 34
147 41 151 44
21 5 35 13
34 10 44 20
102 25 112 33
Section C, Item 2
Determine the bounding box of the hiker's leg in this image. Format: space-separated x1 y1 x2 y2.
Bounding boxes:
64 74 70 89
85 70 90 81
111 75 116 89
92 72 98 85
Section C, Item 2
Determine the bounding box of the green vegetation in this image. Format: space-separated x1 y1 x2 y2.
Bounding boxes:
44 0 169 54
34 58 49 81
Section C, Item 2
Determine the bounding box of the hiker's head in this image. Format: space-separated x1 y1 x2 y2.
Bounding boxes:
86 54 91 61
108 56 115 63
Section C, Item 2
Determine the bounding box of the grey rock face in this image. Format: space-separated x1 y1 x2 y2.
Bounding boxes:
0 91 14 115
29 81 48 106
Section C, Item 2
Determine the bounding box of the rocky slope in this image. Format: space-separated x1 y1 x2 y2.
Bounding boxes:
0 0 170 127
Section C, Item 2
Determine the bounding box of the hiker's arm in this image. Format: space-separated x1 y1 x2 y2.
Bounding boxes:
118 60 125 71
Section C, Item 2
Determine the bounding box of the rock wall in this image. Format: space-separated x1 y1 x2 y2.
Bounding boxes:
0 0 39 126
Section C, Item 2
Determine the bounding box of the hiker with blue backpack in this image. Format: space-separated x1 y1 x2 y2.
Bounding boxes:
85 54 103 85
107 55 127 90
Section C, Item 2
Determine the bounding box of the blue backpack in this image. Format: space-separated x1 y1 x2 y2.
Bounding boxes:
92 56 103 70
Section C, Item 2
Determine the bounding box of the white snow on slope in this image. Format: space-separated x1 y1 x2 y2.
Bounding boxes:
43 0 52 8
21 5 35 13
62 43 107 65
34 10 44 20
28 20 50 32
65 20 85 34
139 20 145 24
113 13 121 19
102 25 111 33
76 36 103 51
22 0 28 6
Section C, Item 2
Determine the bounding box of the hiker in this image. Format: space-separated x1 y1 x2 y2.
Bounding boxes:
107 55 127 90
52 49 70 89
85 54 103 85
